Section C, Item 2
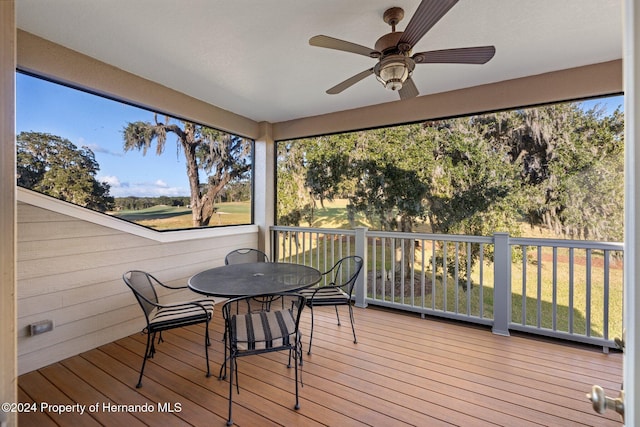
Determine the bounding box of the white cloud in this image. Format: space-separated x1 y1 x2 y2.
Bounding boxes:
100 175 122 187
83 142 124 157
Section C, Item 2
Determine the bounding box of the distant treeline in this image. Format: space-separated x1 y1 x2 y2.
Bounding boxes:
113 196 190 211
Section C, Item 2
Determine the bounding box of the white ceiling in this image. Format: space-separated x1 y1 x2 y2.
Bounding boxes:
16 0 622 124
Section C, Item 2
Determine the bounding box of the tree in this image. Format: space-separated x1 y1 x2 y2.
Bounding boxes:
479 103 624 241
347 126 429 232
123 115 252 226
277 140 315 225
16 131 114 211
423 118 524 238
279 100 624 246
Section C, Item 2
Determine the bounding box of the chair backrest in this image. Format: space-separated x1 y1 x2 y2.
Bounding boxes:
222 292 306 348
123 270 160 319
225 248 269 265
324 255 363 295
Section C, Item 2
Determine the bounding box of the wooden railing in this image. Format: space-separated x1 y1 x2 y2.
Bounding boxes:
271 226 624 350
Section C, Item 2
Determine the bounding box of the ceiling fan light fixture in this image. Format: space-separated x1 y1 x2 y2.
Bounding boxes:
375 56 415 91
378 61 408 90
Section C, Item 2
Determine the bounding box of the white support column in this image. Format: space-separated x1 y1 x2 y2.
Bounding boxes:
253 121 275 257
0 1 17 426
623 0 638 423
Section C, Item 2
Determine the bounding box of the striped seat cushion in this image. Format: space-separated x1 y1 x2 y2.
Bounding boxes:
149 299 215 330
231 308 297 351
299 287 349 305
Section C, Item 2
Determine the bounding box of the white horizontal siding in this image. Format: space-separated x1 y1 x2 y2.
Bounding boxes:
17 188 259 374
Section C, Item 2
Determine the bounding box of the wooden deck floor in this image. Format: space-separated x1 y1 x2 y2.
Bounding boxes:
18 305 623 426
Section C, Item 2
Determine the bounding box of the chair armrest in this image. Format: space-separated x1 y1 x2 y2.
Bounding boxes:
146 272 188 290
160 299 212 309
157 282 188 290
305 283 341 297
157 300 214 316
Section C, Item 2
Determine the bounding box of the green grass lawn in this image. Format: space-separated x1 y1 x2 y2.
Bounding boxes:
111 202 251 229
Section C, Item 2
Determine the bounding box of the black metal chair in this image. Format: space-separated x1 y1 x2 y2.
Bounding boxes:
222 292 306 426
299 255 363 354
225 248 269 265
123 270 214 388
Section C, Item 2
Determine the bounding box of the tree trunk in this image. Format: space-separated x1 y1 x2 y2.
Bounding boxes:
183 143 204 227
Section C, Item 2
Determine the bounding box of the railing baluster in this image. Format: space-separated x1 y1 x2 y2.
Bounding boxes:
421 239 426 309
443 242 448 313
410 239 415 307
454 242 459 314
479 243 484 319
401 239 406 305
522 245 527 325
603 250 610 340
537 245 542 329
586 248 592 337
391 239 396 303
552 247 558 331
431 240 436 311
466 242 472 316
370 237 378 298
381 237 386 301
569 248 575 334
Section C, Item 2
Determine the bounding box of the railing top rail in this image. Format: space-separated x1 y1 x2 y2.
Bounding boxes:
270 225 623 250
271 225 357 236
365 230 494 243
509 237 623 251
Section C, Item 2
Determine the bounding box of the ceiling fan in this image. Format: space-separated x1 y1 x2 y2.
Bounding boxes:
309 0 496 100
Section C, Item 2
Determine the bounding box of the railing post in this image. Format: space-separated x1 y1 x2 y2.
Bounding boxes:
493 232 511 336
354 226 368 308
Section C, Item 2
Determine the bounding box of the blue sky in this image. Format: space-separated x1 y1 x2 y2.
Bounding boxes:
17 73 192 197
580 96 624 116
16 73 624 198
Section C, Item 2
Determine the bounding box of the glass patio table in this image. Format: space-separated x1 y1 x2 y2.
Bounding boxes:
189 261 322 379
188 262 322 298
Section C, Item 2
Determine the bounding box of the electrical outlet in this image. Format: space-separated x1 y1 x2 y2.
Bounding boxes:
30 320 54 335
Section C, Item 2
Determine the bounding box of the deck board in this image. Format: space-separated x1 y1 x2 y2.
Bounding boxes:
19 305 623 426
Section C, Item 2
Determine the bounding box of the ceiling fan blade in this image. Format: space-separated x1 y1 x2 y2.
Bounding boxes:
413 46 496 64
309 35 377 58
326 68 375 94
398 0 458 49
399 77 419 100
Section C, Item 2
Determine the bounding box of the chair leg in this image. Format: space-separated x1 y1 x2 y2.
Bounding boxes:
227 355 234 426
204 320 211 377
289 332 305 368
334 305 341 326
307 305 315 354
219 327 228 380
294 343 300 410
299 333 304 367
148 331 158 359
137 332 154 388
348 304 357 344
